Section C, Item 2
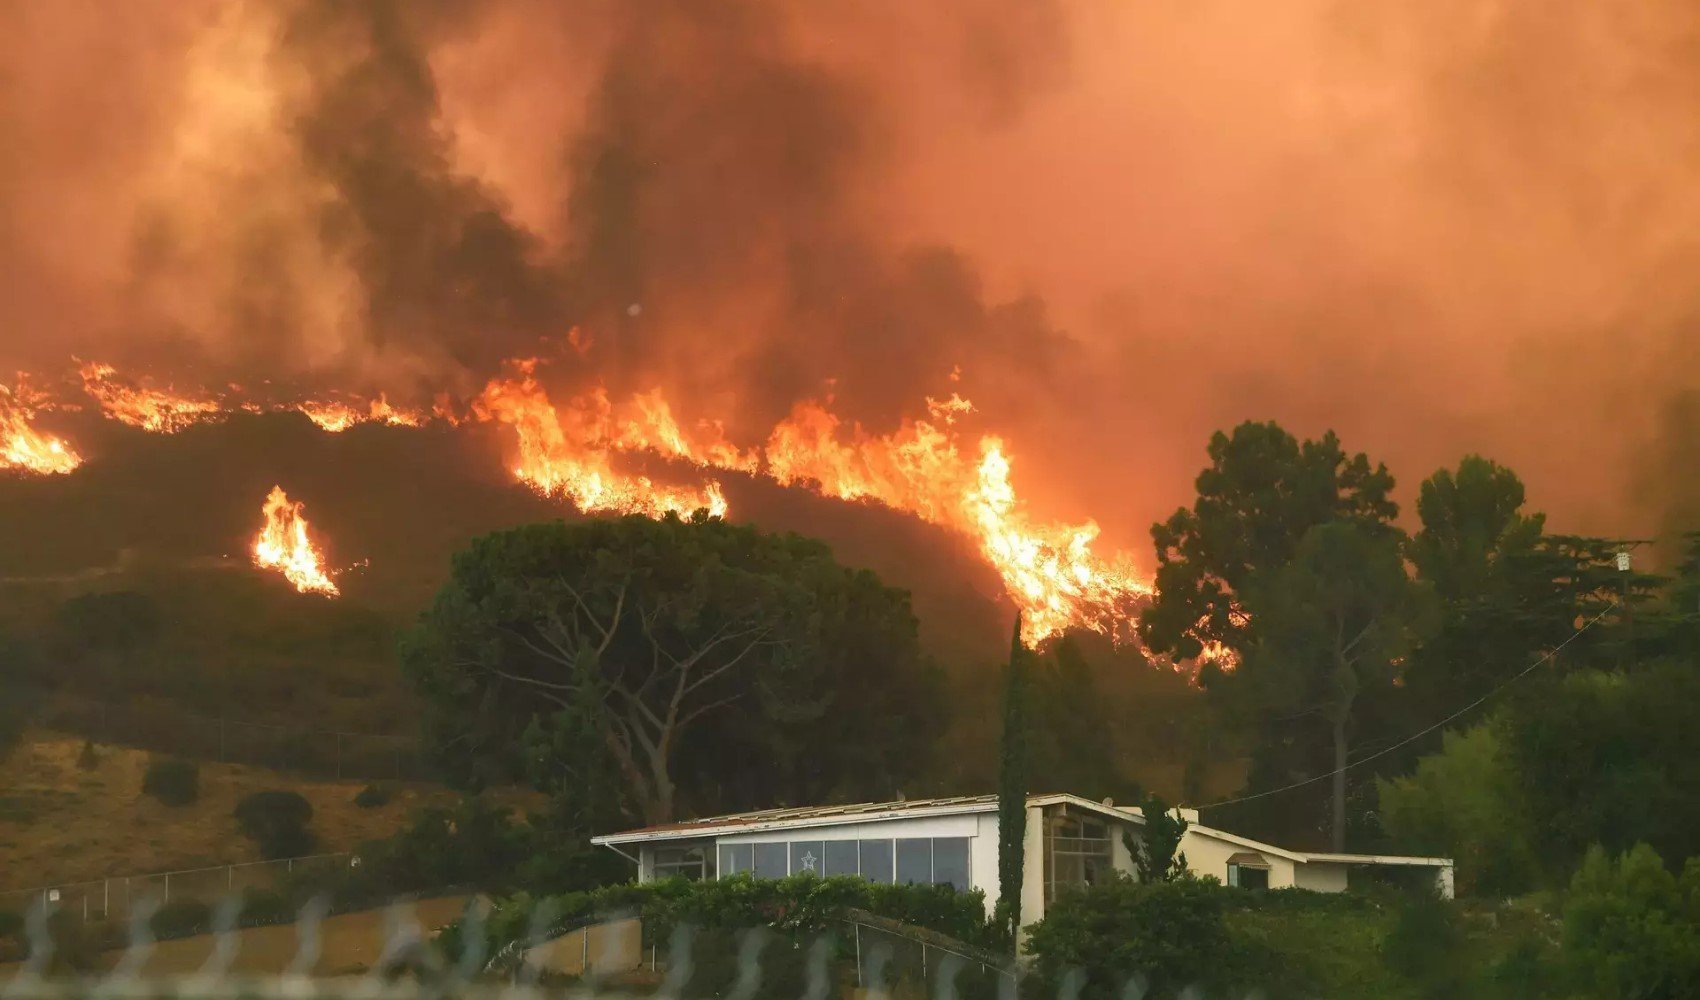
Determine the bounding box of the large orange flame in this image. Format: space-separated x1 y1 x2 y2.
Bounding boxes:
252 485 339 596
0 380 80 475
473 360 729 519
761 397 1151 645
79 362 226 433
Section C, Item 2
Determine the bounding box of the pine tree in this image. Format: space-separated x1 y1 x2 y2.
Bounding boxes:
994 614 1029 950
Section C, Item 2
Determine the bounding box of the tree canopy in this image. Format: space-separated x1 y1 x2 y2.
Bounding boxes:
1140 421 1398 663
402 513 942 824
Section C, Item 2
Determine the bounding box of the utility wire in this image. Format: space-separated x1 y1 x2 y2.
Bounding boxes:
1201 601 1618 811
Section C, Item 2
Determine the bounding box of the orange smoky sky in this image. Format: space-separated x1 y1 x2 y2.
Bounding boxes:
3 0 1698 551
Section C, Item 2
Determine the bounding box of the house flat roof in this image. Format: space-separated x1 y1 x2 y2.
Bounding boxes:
590 793 1450 871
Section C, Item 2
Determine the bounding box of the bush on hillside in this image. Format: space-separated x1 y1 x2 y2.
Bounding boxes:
353 783 392 809
235 790 315 859
1022 874 1254 999
238 888 296 926
141 758 199 807
150 900 212 939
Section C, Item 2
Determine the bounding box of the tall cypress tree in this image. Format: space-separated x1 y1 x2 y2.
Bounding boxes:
994 614 1029 949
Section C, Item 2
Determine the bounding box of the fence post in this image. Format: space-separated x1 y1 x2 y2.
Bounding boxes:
228 865 234 891
855 923 862 988
103 879 109 918
164 873 170 903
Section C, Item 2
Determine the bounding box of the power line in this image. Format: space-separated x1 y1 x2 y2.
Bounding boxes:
1201 602 1617 811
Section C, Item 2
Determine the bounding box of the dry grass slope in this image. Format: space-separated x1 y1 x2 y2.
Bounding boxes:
0 730 537 889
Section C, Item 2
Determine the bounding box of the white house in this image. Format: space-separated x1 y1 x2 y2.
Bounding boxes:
590 792 1455 926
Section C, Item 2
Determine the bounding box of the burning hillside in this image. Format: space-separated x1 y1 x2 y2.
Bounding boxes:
4 355 1149 645
0 378 80 476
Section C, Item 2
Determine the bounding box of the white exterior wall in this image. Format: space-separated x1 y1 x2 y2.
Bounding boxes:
1292 861 1348 893
973 813 1001 919
1178 830 1298 888
1019 805 1045 928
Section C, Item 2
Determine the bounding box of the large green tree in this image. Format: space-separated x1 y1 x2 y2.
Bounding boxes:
1403 457 1560 717
402 514 940 824
1230 522 1429 850
1140 421 1398 664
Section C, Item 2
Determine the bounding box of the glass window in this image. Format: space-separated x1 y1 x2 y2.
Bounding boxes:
1228 864 1269 890
654 846 709 881
824 841 859 877
753 842 788 879
718 843 753 877
860 839 894 883
896 838 933 885
932 838 970 889
790 841 826 877
1044 810 1114 901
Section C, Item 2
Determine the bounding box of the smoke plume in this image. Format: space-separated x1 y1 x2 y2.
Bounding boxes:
4 0 1699 548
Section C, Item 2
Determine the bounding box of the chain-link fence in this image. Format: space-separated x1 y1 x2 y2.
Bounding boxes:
0 854 352 928
33 693 425 781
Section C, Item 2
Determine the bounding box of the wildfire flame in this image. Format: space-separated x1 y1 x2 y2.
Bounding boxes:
18 355 1159 646
473 360 729 519
760 399 1151 645
296 395 427 432
252 485 339 596
476 360 1151 645
0 380 80 475
79 362 226 433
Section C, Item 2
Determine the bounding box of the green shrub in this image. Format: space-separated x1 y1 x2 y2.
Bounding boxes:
239 888 294 926
441 874 998 972
1378 724 1541 897
0 910 22 939
234 790 315 859
1382 891 1467 996
1562 843 1700 999
1022 874 1251 999
150 899 212 939
353 783 392 809
141 758 199 806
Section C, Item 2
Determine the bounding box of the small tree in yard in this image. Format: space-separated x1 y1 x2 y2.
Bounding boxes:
994 614 1029 950
1126 793 1188 883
